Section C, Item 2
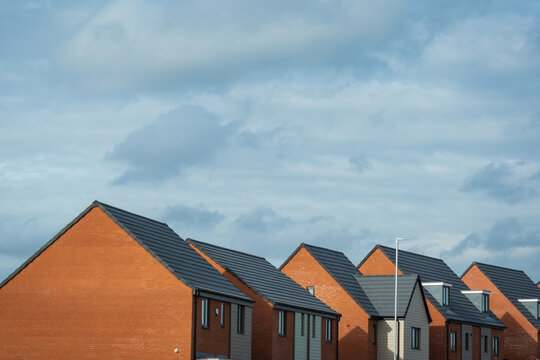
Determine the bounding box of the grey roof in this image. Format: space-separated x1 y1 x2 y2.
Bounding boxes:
355 274 428 319
187 239 339 318
281 243 379 317
469 262 540 330
1 201 252 303
359 245 505 328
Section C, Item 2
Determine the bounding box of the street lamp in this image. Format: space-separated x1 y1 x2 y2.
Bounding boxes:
394 237 406 360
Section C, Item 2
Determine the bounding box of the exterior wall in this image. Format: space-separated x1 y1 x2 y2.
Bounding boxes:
377 319 404 360
321 317 338 360
360 248 448 360
282 247 376 360
190 244 269 360
272 308 294 360
195 297 230 358
309 315 321 360
480 327 491 360
402 283 430 360
491 328 503 360
231 303 252 360
462 324 473 360
0 207 193 360
448 322 462 360
462 265 535 360
295 312 308 360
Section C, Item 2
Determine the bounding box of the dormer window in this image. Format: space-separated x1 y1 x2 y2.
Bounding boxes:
482 293 489 312
443 286 450 306
422 282 453 307
518 298 540 319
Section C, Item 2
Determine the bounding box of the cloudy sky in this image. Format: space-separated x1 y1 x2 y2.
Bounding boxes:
1 0 539 283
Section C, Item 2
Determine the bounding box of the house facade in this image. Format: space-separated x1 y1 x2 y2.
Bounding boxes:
0 201 253 360
359 245 505 360
280 243 431 360
188 239 340 360
461 262 540 360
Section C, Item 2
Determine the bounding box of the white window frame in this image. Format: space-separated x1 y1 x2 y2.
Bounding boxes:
201 298 209 328
307 286 315 295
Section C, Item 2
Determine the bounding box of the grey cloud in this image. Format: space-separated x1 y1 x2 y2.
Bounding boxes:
106 106 237 184
162 204 224 229
460 162 537 204
0 216 45 258
234 207 294 233
349 155 372 173
441 233 482 258
485 217 540 249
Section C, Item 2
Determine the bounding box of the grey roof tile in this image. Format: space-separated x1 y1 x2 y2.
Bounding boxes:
298 244 379 317
362 245 504 328
97 202 252 302
472 262 540 330
355 274 421 318
187 239 339 317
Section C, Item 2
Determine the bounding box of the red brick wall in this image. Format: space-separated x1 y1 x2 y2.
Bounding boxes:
358 248 403 276
0 207 193 360
492 328 504 360
272 309 294 359
195 297 231 357
190 243 274 360
462 265 537 360
448 322 461 360
281 247 375 360
321 317 338 360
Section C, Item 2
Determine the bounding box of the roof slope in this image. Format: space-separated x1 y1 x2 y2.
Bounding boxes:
283 243 379 316
471 262 540 330
356 274 424 318
187 239 339 317
1 201 251 303
360 245 504 328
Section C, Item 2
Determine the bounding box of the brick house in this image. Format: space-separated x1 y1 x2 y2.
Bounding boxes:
187 239 340 360
461 262 540 360
359 245 505 360
280 243 431 360
0 201 254 360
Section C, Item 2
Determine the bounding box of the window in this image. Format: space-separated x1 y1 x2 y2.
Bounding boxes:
482 293 489 312
450 331 457 352
301 313 305 336
220 302 225 327
411 327 420 349
237 305 245 334
311 315 316 338
372 324 377 344
443 286 450 306
307 286 315 295
493 336 499 356
201 298 209 328
325 319 332 342
484 335 488 353
278 311 286 336
465 332 469 351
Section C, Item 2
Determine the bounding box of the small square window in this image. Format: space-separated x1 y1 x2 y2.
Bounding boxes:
307 286 315 295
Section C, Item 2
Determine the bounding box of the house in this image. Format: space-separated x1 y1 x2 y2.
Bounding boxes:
461 262 540 360
187 239 340 360
280 243 431 360
0 201 254 360
359 245 506 360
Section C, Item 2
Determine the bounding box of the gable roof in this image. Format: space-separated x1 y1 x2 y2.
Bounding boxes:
187 239 339 318
355 274 430 321
466 262 540 330
0 201 252 304
281 243 379 317
359 245 504 328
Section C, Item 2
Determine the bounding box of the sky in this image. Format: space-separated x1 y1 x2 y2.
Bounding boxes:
1 0 539 283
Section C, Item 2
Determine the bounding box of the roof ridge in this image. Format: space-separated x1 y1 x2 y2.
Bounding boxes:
377 244 445 263
474 261 527 274
302 242 347 256
186 238 266 260
94 200 169 227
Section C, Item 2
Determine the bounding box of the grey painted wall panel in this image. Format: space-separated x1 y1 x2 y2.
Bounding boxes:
480 327 491 360
462 324 472 360
309 315 321 360
230 303 252 360
294 312 308 360
402 283 429 360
